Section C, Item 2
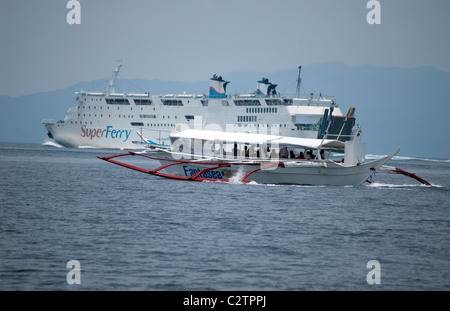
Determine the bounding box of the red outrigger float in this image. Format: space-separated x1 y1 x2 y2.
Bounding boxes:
98 152 281 183
371 165 432 186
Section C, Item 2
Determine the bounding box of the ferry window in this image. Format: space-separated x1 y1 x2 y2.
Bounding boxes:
234 99 261 106
265 99 282 106
135 99 153 105
161 99 183 106
131 122 144 126
106 98 130 105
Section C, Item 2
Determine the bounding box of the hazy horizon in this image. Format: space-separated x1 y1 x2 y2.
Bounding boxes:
1 0 449 97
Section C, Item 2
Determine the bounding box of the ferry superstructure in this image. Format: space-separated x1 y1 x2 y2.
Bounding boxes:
43 63 357 149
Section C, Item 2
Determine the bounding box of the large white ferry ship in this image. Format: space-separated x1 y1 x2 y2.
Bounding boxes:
43 62 357 149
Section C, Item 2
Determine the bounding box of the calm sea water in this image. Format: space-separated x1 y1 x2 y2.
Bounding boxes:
0 142 449 291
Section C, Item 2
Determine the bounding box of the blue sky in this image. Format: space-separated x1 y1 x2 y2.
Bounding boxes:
1 0 449 96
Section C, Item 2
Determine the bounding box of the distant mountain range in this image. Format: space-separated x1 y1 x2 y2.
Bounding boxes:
1 62 449 158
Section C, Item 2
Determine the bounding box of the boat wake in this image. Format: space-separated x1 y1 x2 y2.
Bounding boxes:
366 154 450 163
78 145 101 149
366 182 441 189
41 139 64 148
227 167 248 185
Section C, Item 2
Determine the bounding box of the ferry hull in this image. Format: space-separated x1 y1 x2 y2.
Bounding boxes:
44 122 154 149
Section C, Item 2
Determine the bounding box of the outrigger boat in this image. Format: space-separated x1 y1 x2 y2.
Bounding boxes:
98 127 432 186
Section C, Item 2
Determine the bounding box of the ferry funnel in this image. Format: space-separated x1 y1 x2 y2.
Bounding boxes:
209 74 230 98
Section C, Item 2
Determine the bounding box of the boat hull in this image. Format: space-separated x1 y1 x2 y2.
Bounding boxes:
157 153 396 186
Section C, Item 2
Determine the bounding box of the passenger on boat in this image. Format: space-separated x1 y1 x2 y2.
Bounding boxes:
306 150 315 160
279 146 289 158
232 143 240 158
319 150 325 160
289 150 296 159
269 149 278 159
296 152 305 159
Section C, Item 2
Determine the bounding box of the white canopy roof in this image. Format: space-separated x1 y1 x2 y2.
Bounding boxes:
170 129 345 149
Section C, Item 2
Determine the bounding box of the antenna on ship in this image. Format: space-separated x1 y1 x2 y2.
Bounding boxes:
296 66 302 98
106 59 123 93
